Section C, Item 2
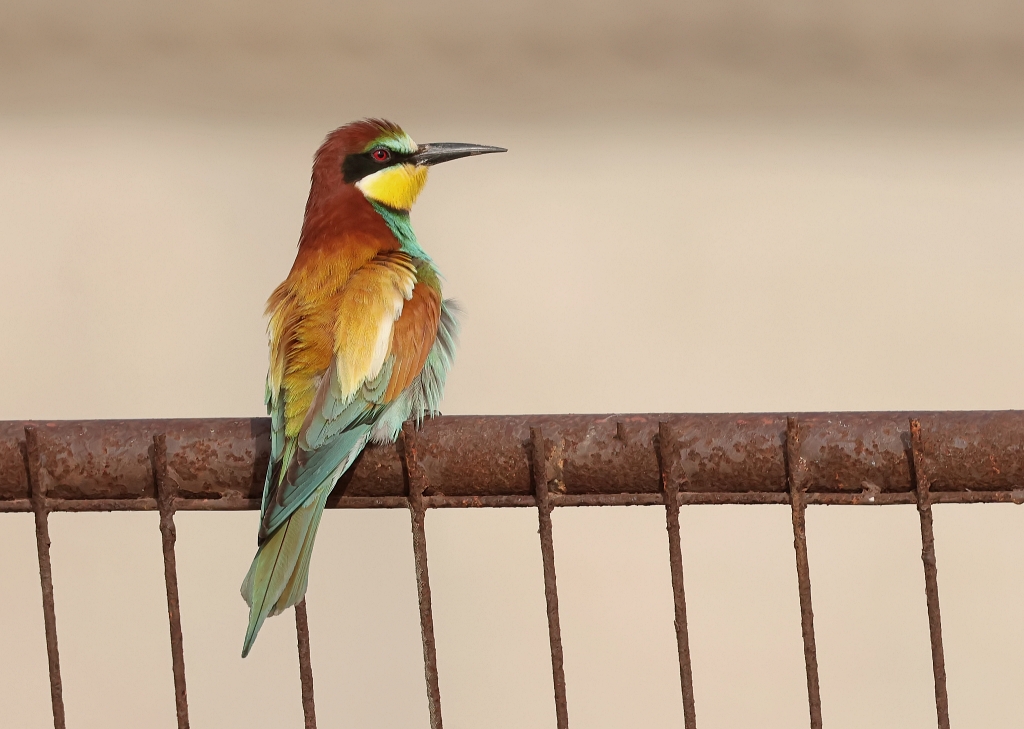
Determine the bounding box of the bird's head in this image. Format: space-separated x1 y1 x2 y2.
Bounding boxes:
313 119 505 212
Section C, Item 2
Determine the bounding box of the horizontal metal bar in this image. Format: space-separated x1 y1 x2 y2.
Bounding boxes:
425 495 537 508
0 497 408 512
3 413 1024 511
3 489 1023 513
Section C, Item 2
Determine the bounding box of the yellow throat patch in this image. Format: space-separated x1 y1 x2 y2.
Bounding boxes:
356 164 429 211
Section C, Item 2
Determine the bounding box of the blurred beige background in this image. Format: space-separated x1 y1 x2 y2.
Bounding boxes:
2 1 1024 728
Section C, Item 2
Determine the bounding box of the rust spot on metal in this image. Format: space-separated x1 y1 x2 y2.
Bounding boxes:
787 413 912 494
917 412 1024 492
163 419 270 500
661 414 786 494
0 421 30 500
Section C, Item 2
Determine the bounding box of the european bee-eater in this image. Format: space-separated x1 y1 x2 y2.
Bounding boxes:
241 119 504 656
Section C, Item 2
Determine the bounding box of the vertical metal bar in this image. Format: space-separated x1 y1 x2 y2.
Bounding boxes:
786 417 823 729
294 600 318 729
24 426 67 729
657 422 697 729
153 434 191 729
910 419 951 729
401 421 444 729
531 427 570 729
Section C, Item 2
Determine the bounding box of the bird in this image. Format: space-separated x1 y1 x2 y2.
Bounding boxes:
240 119 505 657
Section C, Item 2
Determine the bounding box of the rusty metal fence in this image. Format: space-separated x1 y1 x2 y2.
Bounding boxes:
3 412 1024 729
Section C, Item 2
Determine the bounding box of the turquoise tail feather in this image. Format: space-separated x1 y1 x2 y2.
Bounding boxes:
240 426 370 657
240 486 329 657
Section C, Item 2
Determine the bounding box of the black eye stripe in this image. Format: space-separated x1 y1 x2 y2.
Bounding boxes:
342 149 413 184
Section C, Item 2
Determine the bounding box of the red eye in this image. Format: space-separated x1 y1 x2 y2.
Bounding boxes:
371 148 391 163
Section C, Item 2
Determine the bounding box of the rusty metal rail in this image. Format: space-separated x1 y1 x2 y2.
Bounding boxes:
3 411 1024 729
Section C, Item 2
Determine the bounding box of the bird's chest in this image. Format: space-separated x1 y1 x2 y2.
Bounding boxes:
277 281 352 430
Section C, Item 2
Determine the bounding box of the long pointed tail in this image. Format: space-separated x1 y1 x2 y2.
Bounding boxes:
240 487 330 657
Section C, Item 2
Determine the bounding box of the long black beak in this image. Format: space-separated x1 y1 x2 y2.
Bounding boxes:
409 142 506 166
